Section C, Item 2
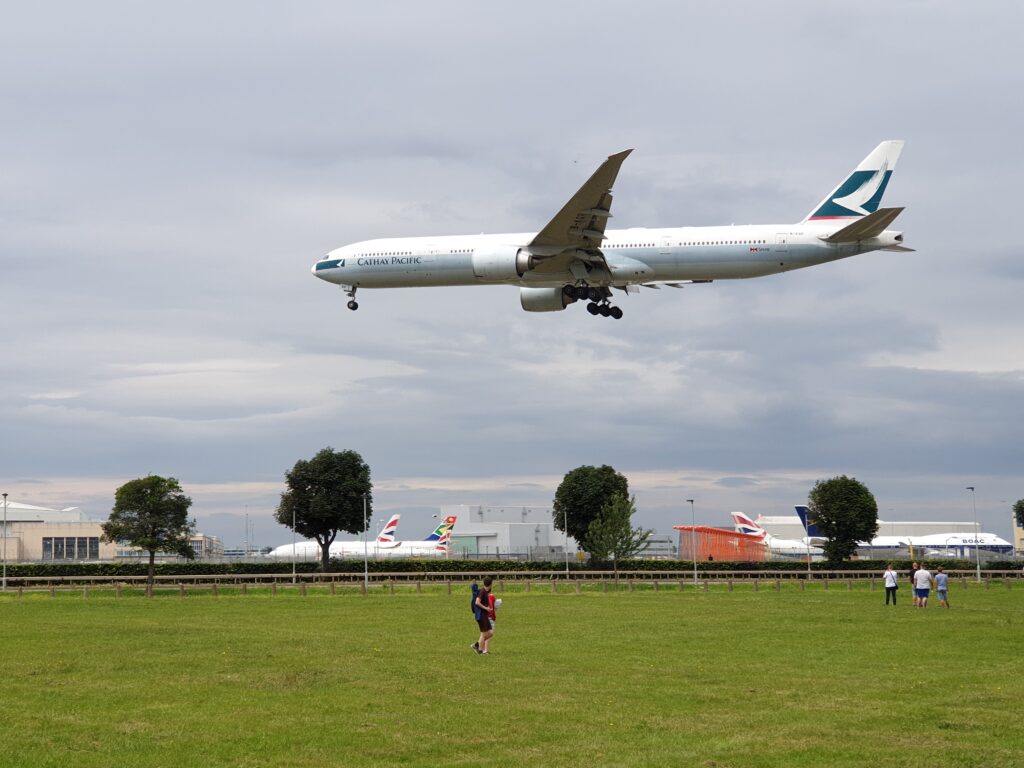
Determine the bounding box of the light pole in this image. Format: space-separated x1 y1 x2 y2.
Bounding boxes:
363 493 369 592
966 486 981 583
686 499 697 585
564 508 570 577
2 492 7 592
291 503 297 585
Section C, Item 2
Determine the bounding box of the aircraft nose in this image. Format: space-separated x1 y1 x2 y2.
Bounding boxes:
312 256 343 281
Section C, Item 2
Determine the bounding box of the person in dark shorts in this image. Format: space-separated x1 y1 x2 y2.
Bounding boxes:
909 562 920 607
472 576 495 655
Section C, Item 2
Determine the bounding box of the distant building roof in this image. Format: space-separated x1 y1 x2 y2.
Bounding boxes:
1 500 89 523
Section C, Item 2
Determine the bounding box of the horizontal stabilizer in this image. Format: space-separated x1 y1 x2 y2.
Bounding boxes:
822 207 903 243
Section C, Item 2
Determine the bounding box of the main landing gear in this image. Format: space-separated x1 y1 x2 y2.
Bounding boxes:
563 285 624 319
343 285 359 311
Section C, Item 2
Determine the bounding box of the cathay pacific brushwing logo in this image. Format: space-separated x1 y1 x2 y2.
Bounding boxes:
830 160 889 216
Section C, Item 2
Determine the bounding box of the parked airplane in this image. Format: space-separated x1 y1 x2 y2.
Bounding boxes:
266 513 401 561
313 141 910 317
793 506 1013 557
731 512 823 558
374 515 458 558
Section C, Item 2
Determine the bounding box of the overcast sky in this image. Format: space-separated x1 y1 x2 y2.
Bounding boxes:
3 2 1022 548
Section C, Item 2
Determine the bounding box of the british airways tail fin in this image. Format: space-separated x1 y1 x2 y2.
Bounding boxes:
423 515 457 541
794 505 823 538
376 514 401 544
435 528 452 552
732 512 768 540
803 141 904 223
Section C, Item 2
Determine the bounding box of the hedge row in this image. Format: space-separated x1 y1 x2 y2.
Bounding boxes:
3 558 1019 579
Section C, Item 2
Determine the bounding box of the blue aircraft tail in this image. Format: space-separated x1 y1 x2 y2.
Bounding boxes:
794 505 823 538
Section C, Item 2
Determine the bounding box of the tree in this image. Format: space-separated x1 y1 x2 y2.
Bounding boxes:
806 475 879 563
1014 499 1024 529
101 475 196 591
276 447 372 571
552 464 629 553
586 493 652 577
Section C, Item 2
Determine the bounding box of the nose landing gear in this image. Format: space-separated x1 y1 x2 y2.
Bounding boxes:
343 285 359 311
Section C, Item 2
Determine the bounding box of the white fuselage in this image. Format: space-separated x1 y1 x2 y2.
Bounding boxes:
313 223 903 290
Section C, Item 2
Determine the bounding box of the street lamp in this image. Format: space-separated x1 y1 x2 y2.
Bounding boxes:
966 486 981 583
363 493 369 592
2 492 7 592
686 499 697 585
564 508 570 577
292 502 297 585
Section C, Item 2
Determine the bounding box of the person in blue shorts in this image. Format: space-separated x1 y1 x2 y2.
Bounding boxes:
913 564 932 608
935 566 950 609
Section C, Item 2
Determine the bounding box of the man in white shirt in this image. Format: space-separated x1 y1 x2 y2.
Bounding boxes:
913 565 933 608
883 564 899 606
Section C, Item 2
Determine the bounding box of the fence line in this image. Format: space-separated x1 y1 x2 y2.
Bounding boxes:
0 569 1020 596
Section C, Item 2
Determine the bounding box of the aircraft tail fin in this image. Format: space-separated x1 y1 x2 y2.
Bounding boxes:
794 505 823 538
732 512 767 540
435 528 452 552
376 514 401 544
803 140 904 223
423 515 457 541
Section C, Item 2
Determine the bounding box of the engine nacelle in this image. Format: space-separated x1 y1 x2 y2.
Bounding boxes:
472 245 533 281
519 286 576 312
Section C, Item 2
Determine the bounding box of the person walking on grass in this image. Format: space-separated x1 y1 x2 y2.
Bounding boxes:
913 563 932 608
883 563 899 605
935 566 950 609
471 576 495 655
910 561 920 607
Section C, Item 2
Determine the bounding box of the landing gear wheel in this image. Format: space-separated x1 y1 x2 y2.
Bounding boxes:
347 300 359 311
587 302 600 315
588 288 603 302
598 304 611 317
610 306 623 320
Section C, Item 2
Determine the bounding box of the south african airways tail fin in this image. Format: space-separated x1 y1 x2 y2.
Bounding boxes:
803 140 904 223
423 515 457 541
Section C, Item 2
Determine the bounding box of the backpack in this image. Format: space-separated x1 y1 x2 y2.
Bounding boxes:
471 582 480 619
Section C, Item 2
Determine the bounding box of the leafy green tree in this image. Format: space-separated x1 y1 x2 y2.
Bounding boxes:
553 464 629 553
101 475 196 590
1014 499 1024 529
807 475 879 563
276 447 372 570
586 493 652 576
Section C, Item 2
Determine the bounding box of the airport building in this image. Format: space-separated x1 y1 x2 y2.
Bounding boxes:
0 499 222 563
440 504 677 560
442 505 576 560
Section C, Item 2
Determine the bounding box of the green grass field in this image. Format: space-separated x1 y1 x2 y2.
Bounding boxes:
1 581 1022 768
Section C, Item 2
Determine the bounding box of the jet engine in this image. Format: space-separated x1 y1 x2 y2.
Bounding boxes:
519 287 576 312
472 246 533 281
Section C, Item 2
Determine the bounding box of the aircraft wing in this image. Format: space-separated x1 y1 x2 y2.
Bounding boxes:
528 149 633 273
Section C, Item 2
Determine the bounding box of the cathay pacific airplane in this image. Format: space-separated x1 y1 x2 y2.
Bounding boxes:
313 141 911 317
